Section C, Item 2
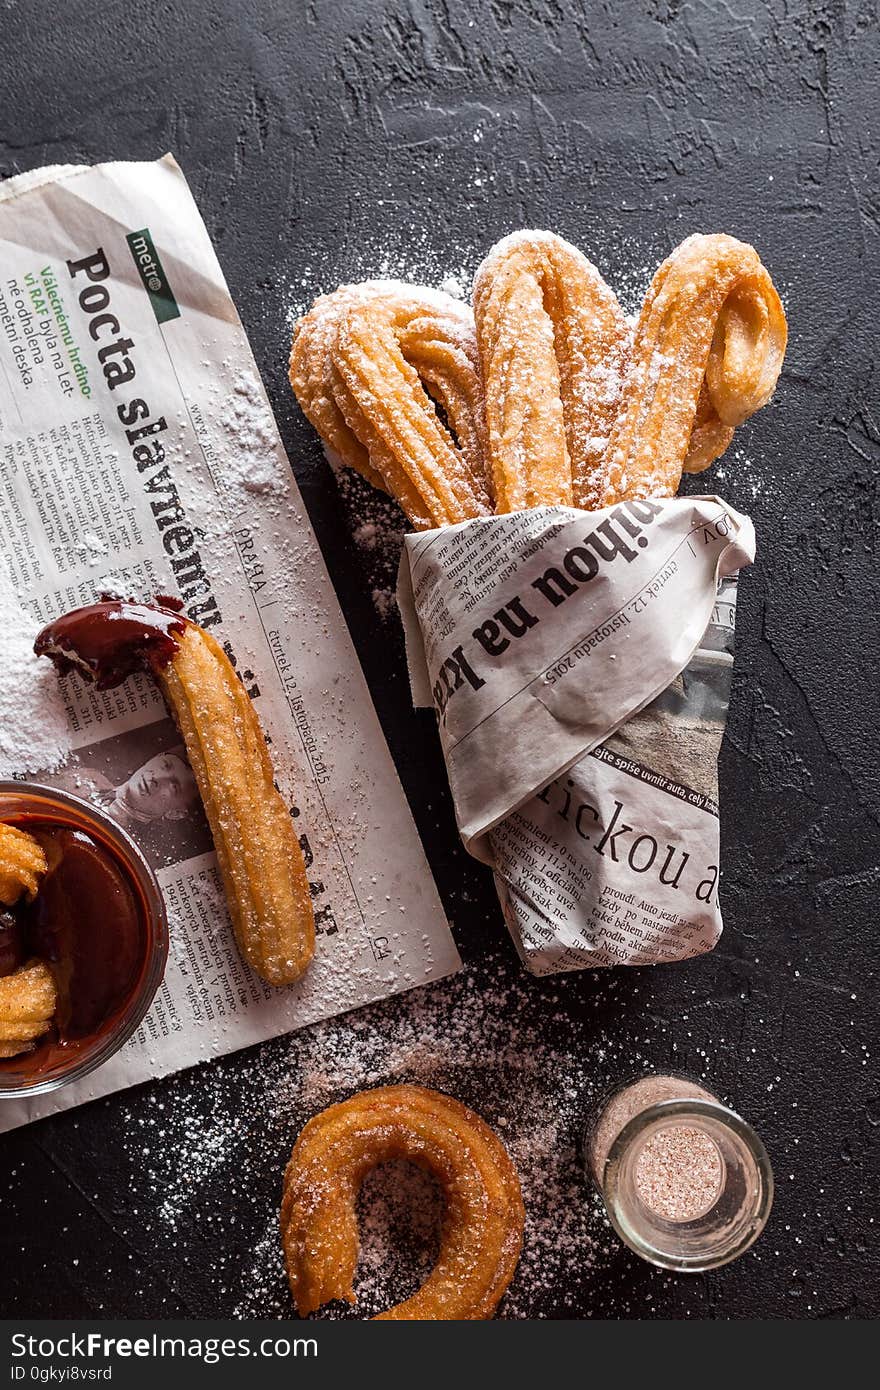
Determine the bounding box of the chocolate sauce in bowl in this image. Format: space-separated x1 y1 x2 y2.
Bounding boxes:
0 909 23 976
22 827 143 1038
0 807 156 1082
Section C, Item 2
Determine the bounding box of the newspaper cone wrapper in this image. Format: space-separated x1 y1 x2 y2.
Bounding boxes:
398 496 755 974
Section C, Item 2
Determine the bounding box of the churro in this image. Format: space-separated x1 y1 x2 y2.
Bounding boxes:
682 383 736 475
281 1083 525 1319
35 598 314 987
290 282 389 491
600 233 787 504
291 282 490 528
472 230 630 511
0 959 57 1058
291 229 785 521
0 823 47 905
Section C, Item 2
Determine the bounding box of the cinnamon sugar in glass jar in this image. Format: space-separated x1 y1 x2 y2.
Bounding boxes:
0 782 168 1098
587 1074 773 1271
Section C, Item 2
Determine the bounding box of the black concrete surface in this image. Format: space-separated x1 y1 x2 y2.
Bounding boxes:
1 0 878 1319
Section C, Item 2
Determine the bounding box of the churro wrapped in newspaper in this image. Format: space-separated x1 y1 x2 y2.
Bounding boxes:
291 229 786 972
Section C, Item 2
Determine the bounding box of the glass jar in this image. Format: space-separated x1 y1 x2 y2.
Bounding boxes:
587 1073 773 1271
0 781 168 1098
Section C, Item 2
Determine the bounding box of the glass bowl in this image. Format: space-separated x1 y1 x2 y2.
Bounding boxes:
0 781 168 1097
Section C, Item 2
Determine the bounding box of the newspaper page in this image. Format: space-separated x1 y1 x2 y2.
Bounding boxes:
0 155 460 1132
398 497 754 974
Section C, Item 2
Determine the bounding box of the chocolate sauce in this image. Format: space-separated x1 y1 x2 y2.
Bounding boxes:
0 821 147 1057
24 827 143 1038
0 909 23 976
34 596 187 690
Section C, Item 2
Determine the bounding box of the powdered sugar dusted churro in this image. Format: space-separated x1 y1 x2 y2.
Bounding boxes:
472 230 630 512
290 228 785 522
291 282 490 529
600 233 787 504
281 1084 524 1319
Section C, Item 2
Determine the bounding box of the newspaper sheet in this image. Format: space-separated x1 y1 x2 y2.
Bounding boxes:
0 154 460 1131
398 497 754 974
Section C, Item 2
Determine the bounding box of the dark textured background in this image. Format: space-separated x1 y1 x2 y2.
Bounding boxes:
2 0 878 1320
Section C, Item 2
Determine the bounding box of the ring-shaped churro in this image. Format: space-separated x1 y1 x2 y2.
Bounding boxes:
281 1084 525 1320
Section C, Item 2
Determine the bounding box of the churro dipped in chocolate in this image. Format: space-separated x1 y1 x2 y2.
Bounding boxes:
0 826 54 1059
0 823 47 906
282 1084 524 1320
35 599 314 987
0 958 57 1059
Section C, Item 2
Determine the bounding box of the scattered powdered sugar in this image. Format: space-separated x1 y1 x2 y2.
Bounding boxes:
284 236 478 328
0 564 71 779
116 949 635 1320
711 444 768 503
350 1160 443 1300
370 587 398 621
93 571 130 600
217 369 286 495
155 1109 243 1228
326 450 406 621
76 531 110 567
610 252 657 318
439 274 468 300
